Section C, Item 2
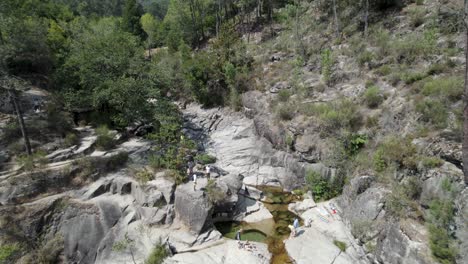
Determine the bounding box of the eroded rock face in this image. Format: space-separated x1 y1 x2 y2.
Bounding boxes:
375 222 433 264
174 182 213 234
182 103 334 191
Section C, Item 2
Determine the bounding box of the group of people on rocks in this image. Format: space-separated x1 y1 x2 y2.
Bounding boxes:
186 155 212 191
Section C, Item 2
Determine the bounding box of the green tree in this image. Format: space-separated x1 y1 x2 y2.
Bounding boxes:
122 0 145 37
58 18 153 127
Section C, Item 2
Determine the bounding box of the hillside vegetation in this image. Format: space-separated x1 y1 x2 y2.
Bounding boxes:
0 0 467 264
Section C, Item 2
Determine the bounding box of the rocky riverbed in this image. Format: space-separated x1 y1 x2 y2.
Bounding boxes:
2 101 464 264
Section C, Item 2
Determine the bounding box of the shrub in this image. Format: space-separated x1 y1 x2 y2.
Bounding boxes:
373 136 417 171
63 132 79 147
421 157 444 169
393 29 437 63
278 89 291 102
416 0 424 5
317 99 361 134
364 86 384 108
321 49 334 84
342 134 367 156
428 199 457 264
333 240 347 252
195 154 217 165
401 71 427 84
95 125 115 150
277 104 295 121
373 28 391 57
305 170 341 201
145 242 169 264
415 99 448 128
427 63 447 75
0 244 20 263
421 77 463 102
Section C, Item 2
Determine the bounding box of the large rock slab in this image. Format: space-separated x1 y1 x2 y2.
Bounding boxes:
174 181 213 234
165 239 270 264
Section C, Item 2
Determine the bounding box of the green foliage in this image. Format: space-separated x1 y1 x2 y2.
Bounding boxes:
305 170 338 201
415 99 448 128
0 244 20 263
196 154 217 165
401 71 427 84
428 199 457 264
321 49 334 84
277 103 296 121
122 0 144 37
373 136 417 172
145 241 169 264
342 134 367 156
36 234 64 264
421 157 444 169
58 17 153 127
393 29 438 63
421 77 463 102
95 125 115 150
363 85 384 108
333 240 347 252
310 99 361 135
427 63 448 75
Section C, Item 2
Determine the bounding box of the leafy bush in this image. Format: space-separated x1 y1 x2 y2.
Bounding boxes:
372 28 391 57
342 134 367 156
145 241 169 264
195 154 217 165
73 157 95 181
36 234 64 264
363 85 384 108
63 132 79 147
305 170 342 201
415 99 448 128
393 29 437 63
333 240 347 252
421 77 463 102
95 125 115 150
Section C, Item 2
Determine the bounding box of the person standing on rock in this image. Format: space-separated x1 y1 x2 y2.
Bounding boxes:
192 174 197 191
205 165 211 179
293 217 300 236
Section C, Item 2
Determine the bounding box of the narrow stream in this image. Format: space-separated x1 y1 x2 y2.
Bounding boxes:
215 186 302 264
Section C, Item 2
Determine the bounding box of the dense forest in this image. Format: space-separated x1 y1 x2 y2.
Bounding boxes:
0 0 467 264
